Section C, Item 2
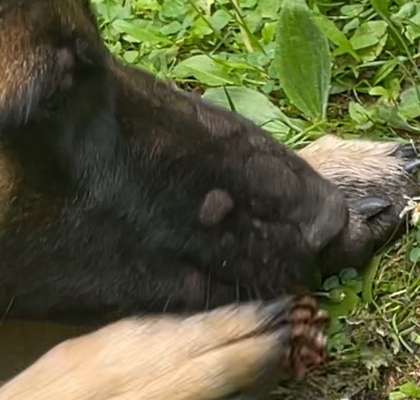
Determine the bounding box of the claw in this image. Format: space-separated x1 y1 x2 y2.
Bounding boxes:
352 197 391 219
404 159 420 173
262 298 293 330
395 143 418 159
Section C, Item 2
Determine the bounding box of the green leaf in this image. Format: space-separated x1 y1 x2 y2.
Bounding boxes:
322 287 361 318
372 58 399 85
322 275 340 291
362 255 382 304
203 86 290 134
172 55 234 86
370 0 390 17
123 50 139 64
399 85 420 120
160 0 187 20
210 9 231 31
409 247 420 263
329 288 346 303
257 0 282 19
339 268 358 283
390 382 420 400
350 20 387 49
313 14 360 61
160 21 182 35
369 86 390 97
349 101 373 129
274 0 331 120
372 103 420 133
389 391 407 400
399 382 420 398
341 4 364 18
350 20 388 61
112 19 171 45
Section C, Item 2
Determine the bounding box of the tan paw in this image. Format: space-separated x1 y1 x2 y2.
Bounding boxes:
299 135 419 274
0 297 328 400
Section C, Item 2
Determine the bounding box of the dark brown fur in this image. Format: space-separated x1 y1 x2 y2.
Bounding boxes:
0 2 418 397
0 0 347 322
0 0 418 324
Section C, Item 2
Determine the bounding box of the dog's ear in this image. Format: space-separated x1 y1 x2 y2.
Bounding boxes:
0 0 104 128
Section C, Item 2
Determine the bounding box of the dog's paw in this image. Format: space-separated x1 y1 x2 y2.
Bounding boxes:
0 297 328 400
299 135 419 274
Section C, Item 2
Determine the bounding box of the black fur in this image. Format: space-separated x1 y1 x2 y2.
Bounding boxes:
0 0 347 323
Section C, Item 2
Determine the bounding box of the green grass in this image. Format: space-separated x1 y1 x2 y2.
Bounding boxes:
92 0 420 398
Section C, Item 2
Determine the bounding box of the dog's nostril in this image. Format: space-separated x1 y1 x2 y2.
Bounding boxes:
352 196 392 219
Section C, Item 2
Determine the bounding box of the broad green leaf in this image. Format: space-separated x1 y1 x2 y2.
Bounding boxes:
313 14 360 61
343 18 361 35
372 58 399 85
392 2 417 23
210 9 231 31
160 21 182 36
399 382 420 398
257 0 283 19
196 0 215 15
172 55 234 86
350 20 388 50
191 18 213 38
409 247 420 263
322 275 340 291
160 0 186 20
339 268 358 283
93 3 131 23
123 50 139 64
391 382 420 399
399 85 420 120
203 86 291 134
274 0 331 120
241 0 258 9
262 22 277 44
350 20 388 62
372 103 420 133
369 0 390 16
406 9 420 41
112 19 171 45
341 4 364 18
321 287 361 319
349 101 373 129
369 86 390 97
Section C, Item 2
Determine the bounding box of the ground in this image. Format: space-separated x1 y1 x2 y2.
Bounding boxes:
92 0 420 398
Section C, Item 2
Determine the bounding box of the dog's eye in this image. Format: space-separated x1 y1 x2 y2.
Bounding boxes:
38 90 69 117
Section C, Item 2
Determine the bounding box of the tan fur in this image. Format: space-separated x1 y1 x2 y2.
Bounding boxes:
0 303 297 400
298 135 408 197
299 135 401 168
